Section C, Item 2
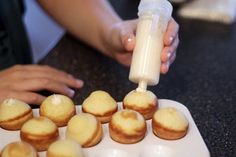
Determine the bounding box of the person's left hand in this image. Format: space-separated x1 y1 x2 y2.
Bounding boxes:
105 18 179 74
0 65 83 105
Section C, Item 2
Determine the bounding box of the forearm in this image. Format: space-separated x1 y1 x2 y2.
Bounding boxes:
38 0 122 56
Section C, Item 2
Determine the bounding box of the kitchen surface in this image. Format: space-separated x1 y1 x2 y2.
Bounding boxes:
39 0 236 157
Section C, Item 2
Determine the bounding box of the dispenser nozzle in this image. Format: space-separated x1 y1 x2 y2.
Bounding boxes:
136 80 147 92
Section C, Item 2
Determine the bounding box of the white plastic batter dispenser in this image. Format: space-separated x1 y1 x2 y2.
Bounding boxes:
129 0 173 92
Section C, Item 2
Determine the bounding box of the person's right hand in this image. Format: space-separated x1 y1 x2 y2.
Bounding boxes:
0 65 83 105
104 18 179 74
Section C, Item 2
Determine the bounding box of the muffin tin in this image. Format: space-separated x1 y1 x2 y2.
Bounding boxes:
0 99 210 157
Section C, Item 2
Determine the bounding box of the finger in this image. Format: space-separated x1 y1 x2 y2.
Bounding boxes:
160 61 170 74
120 21 137 52
121 34 135 52
27 71 84 89
164 18 179 46
160 51 177 74
161 35 179 62
20 65 84 88
13 78 76 98
1 90 45 105
15 92 46 105
161 47 172 63
169 51 176 65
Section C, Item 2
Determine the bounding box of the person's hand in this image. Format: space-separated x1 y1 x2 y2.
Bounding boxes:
105 17 179 74
0 65 83 105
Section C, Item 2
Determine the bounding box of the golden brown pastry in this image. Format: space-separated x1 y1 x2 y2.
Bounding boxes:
47 139 84 157
40 94 76 127
152 107 189 140
82 90 118 123
123 90 158 120
0 99 33 130
1 141 38 157
20 117 59 151
109 109 147 144
66 113 103 148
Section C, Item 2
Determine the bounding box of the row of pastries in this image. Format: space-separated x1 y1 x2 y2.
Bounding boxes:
0 90 189 157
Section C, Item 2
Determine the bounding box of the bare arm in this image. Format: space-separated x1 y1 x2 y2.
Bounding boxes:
38 0 121 57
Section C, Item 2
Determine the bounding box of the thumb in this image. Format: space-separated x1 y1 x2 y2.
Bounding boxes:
121 33 135 52
120 22 136 52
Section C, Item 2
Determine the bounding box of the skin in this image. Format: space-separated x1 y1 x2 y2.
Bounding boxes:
0 65 83 105
0 0 179 105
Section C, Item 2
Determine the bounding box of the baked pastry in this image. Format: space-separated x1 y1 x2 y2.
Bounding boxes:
1 141 38 157
152 107 189 140
40 94 76 127
20 116 59 151
123 90 158 120
47 139 84 157
66 113 103 148
109 109 147 144
0 98 33 130
82 90 117 123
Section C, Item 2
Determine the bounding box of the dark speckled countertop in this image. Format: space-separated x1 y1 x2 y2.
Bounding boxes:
40 1 236 157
